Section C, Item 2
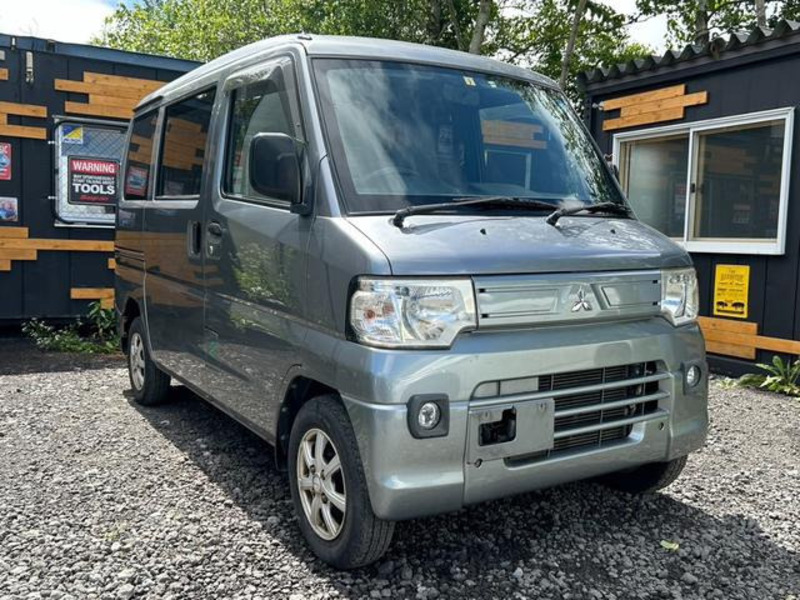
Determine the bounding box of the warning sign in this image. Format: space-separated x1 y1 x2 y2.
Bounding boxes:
68 157 119 206
713 265 750 319
0 143 10 181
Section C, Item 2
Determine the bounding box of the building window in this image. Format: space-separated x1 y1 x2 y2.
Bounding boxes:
614 107 794 254
618 134 688 239
55 121 127 226
157 89 216 198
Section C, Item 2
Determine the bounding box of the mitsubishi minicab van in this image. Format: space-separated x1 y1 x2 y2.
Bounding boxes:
115 35 708 569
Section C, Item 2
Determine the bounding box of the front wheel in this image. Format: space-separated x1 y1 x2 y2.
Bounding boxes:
127 317 171 406
288 395 394 569
600 455 688 494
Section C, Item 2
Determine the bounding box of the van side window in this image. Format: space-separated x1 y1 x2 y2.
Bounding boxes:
123 111 158 200
157 89 216 197
224 70 294 202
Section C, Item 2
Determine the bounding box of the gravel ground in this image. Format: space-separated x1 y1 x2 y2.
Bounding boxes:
0 337 798 600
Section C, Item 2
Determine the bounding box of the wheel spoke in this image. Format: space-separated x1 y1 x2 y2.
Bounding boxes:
298 475 314 491
314 432 325 466
301 438 314 470
322 454 340 478
310 493 322 527
324 484 346 512
321 502 338 536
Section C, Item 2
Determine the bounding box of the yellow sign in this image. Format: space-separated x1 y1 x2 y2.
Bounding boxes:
713 265 750 319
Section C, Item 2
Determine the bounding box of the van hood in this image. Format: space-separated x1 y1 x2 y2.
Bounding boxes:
347 214 691 275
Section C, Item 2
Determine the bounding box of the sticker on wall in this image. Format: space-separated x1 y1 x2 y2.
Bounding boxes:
0 196 18 222
0 143 11 181
68 157 119 206
713 265 750 319
62 124 85 144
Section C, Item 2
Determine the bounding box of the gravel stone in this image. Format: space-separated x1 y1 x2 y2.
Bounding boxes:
1 339 799 599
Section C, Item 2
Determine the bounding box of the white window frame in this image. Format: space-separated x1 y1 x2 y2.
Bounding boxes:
612 106 795 255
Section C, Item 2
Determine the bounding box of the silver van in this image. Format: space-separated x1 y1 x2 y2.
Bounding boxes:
115 35 708 569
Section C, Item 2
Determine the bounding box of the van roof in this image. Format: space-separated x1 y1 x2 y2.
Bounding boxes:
137 34 558 110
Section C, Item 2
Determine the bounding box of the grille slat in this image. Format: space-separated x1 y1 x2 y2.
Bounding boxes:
507 362 660 465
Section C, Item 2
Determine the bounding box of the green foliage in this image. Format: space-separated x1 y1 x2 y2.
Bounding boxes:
737 355 800 396
22 301 120 354
634 0 800 47
92 0 651 103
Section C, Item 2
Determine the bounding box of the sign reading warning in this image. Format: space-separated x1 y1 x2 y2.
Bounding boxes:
68 157 119 206
713 265 750 319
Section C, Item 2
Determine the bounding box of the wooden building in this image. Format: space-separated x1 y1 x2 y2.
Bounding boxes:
580 20 800 375
0 34 197 321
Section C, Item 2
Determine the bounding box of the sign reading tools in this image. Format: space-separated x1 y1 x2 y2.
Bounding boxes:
68 157 119 206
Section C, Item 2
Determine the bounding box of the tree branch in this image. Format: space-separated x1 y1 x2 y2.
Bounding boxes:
445 0 466 51
469 0 493 54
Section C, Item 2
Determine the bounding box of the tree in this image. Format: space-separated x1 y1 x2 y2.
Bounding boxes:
634 0 800 46
560 0 588 88
93 0 650 101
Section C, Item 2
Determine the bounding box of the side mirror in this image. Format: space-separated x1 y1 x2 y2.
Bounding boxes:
604 154 620 181
249 132 301 205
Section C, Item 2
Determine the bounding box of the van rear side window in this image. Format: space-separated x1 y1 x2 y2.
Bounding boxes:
158 89 216 197
123 111 158 200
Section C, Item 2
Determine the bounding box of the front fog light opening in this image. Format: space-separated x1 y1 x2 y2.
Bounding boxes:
407 394 449 439
685 365 702 388
417 402 441 430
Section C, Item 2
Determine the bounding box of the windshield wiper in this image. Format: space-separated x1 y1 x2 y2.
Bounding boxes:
392 196 558 228
545 201 631 226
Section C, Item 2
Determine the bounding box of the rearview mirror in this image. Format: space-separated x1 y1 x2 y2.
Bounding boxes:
249 133 301 205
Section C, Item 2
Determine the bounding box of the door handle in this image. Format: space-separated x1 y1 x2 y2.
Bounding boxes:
207 221 224 237
187 221 202 257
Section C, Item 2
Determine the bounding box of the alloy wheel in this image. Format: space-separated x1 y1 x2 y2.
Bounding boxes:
296 428 346 541
129 332 146 391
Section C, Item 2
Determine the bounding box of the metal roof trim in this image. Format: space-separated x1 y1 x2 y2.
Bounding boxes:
580 19 800 87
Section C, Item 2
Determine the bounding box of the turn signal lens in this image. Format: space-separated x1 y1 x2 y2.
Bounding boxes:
661 268 699 326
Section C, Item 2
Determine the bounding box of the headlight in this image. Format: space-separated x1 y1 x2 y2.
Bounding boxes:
349 278 476 348
661 268 698 326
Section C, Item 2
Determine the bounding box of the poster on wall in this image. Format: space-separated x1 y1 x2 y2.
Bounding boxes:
0 196 18 222
68 157 119 206
713 265 750 319
0 143 11 181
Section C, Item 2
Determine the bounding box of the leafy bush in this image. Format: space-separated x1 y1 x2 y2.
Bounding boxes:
22 301 120 354
738 355 800 397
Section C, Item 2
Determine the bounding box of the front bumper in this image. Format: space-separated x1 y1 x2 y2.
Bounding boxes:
337 318 708 521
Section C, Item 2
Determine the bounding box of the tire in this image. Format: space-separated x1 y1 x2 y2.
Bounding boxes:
601 455 688 494
127 317 171 406
288 395 395 569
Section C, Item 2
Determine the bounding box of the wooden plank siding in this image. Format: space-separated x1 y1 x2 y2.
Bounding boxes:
0 100 48 139
601 84 708 131
55 71 167 120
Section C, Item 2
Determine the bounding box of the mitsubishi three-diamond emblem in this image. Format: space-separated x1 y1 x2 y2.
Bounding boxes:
571 287 593 312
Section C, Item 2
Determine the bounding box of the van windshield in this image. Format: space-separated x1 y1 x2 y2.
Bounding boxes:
313 59 624 214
